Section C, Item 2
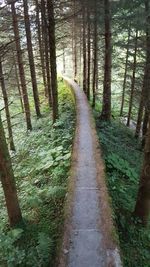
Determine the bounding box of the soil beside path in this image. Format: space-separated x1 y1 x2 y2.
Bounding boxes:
58 78 122 267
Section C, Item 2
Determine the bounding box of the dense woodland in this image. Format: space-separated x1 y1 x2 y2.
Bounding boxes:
0 0 150 266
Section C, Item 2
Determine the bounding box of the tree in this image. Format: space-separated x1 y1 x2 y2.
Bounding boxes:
35 0 47 97
82 0 87 94
0 113 22 227
47 0 58 123
11 1 32 131
0 57 15 151
120 26 131 117
41 0 52 104
127 30 138 127
92 0 98 107
101 0 112 121
134 0 150 225
86 1 91 100
23 0 41 118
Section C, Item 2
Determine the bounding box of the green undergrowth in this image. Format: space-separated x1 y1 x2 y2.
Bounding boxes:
96 119 150 267
0 80 75 267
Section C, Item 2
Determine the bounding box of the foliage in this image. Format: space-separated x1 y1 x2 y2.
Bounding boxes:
96 119 150 267
0 80 75 267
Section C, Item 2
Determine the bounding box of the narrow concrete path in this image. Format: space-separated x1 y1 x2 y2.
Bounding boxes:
58 78 122 267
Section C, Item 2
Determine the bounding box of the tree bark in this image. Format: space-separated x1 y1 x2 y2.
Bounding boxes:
92 0 98 107
142 108 149 148
35 0 47 97
127 30 138 127
120 27 131 117
87 3 91 100
23 0 41 118
73 0 77 80
63 47 66 74
13 53 24 113
41 0 52 106
11 2 32 131
0 114 22 227
135 69 146 138
0 59 15 151
47 0 58 123
82 1 87 94
134 116 150 224
101 0 112 120
134 0 150 225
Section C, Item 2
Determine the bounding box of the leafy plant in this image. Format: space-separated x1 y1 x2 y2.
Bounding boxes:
96 118 150 267
0 80 75 266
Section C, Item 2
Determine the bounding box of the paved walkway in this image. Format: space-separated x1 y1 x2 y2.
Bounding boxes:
58 78 122 267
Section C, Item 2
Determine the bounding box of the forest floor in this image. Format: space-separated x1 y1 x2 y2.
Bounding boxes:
58 78 121 267
0 80 76 267
95 117 150 267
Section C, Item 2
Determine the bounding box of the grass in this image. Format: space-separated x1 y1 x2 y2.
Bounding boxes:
0 80 76 267
95 118 150 267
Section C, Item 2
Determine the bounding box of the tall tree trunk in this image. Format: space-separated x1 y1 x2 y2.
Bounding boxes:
73 0 77 80
79 24 82 86
142 108 149 148
13 52 24 113
135 94 144 139
92 0 98 107
0 114 22 227
134 116 150 224
0 59 15 151
23 0 41 118
47 0 58 123
127 30 138 127
120 27 131 116
87 3 91 100
135 69 146 138
35 0 47 97
11 2 32 131
101 0 112 120
82 1 87 94
41 0 52 105
63 47 66 74
134 0 150 225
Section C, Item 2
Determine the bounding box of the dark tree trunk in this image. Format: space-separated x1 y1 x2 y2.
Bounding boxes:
0 114 22 227
23 0 41 118
79 24 82 86
135 94 144 139
47 0 58 123
11 2 32 131
35 0 47 97
87 3 91 100
142 109 149 148
0 59 15 151
73 0 77 80
13 53 24 113
82 1 87 94
134 116 150 225
135 69 146 138
134 0 150 225
63 47 66 74
120 27 131 117
127 30 138 127
92 0 98 107
41 0 52 105
101 0 112 120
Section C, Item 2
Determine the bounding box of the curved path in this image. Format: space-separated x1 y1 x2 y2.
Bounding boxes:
58 78 122 267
